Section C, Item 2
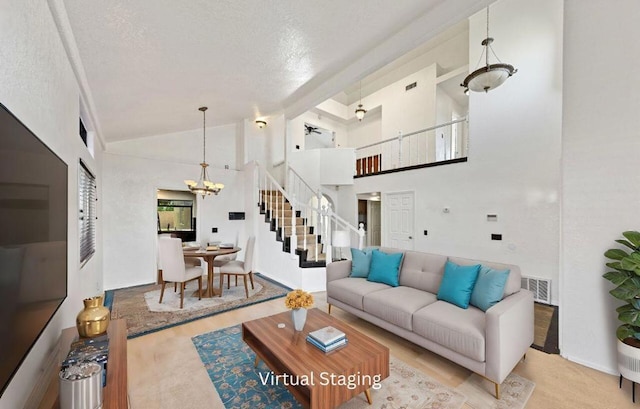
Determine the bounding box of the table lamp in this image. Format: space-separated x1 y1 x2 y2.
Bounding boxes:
332 230 351 261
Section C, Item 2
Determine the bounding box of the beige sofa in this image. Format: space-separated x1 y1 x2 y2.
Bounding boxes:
326 247 534 398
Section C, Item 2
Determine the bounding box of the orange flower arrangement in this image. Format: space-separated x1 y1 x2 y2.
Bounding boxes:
284 289 314 309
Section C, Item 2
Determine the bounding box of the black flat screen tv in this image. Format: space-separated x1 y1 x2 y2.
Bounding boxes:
0 103 68 397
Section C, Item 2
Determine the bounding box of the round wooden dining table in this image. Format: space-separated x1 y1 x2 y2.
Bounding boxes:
183 247 241 298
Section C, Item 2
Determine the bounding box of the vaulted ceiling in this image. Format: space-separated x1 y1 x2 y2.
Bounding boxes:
59 0 481 143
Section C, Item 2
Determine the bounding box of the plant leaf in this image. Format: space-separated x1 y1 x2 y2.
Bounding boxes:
606 249 629 260
611 279 640 300
618 304 640 326
604 270 633 286
623 231 640 248
607 261 631 273
618 324 637 340
622 252 640 275
616 239 638 250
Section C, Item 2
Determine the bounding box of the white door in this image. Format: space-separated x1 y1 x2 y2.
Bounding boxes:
384 191 414 250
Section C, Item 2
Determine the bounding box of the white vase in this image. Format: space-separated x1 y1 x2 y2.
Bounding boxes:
291 308 307 331
618 338 640 382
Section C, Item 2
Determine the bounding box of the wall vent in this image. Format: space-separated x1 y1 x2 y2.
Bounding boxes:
405 82 417 91
521 276 551 304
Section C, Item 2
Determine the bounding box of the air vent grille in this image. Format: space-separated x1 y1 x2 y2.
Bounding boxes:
521 276 551 304
405 82 417 91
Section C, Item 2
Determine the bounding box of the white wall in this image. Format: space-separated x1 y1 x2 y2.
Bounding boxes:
288 149 356 189
102 130 245 289
561 0 640 374
352 65 437 168
105 123 237 169
243 115 287 183
347 110 382 151
346 0 563 305
0 0 102 406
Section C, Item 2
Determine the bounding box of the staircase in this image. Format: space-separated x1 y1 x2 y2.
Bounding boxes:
259 189 326 267
255 162 365 270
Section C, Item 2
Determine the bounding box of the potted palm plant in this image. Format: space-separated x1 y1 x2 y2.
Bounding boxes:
603 231 640 390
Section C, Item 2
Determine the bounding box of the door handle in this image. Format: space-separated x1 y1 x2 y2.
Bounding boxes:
408 236 413 239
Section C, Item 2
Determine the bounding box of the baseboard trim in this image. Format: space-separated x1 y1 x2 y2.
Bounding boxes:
561 353 617 376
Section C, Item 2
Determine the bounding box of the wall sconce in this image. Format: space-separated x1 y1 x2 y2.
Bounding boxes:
255 119 267 128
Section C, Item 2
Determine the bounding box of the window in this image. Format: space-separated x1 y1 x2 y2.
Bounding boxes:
79 160 96 263
79 118 88 147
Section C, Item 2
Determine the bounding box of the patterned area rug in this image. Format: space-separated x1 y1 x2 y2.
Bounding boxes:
106 274 289 338
455 373 535 409
192 325 466 409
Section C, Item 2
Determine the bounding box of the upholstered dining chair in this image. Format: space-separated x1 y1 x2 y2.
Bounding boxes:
157 237 203 309
212 239 238 270
158 235 201 291
219 236 255 298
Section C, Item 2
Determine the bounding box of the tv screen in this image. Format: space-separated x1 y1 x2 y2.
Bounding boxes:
0 103 67 397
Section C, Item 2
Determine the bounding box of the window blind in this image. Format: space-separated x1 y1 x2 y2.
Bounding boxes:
79 160 96 263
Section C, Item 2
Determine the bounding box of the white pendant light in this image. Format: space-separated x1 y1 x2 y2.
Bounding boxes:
461 5 517 94
184 107 224 197
355 81 367 121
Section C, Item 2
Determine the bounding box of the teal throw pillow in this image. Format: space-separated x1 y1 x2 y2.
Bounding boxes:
367 250 403 287
350 248 373 278
437 261 481 309
470 266 511 311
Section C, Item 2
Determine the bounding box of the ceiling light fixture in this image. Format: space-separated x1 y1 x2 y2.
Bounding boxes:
355 81 367 121
461 5 517 94
255 119 267 128
184 107 224 198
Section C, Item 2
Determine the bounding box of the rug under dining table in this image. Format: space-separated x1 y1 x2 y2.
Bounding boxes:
105 273 290 338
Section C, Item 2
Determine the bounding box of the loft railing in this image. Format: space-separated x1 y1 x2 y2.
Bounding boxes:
256 161 364 263
355 117 468 176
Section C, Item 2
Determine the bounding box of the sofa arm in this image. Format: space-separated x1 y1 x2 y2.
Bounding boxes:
326 260 352 283
485 289 534 384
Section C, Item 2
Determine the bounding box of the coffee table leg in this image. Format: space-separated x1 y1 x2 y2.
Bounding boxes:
364 388 372 404
254 355 260 368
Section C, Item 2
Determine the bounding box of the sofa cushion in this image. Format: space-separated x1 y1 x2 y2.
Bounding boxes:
363 287 437 331
350 248 373 278
470 266 510 311
326 277 389 310
436 261 480 309
399 251 448 293
367 250 404 287
448 256 521 297
413 301 486 362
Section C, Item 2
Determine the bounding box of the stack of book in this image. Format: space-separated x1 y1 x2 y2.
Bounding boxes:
62 334 110 387
306 326 347 353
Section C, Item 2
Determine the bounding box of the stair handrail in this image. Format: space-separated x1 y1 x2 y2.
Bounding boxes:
321 204 365 262
257 162 299 257
288 167 317 203
256 161 365 263
287 166 324 251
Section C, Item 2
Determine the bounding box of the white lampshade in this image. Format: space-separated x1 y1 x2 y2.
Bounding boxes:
332 230 351 248
464 64 515 93
355 104 366 121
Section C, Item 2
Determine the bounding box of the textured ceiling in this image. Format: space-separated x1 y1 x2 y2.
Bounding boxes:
62 0 475 142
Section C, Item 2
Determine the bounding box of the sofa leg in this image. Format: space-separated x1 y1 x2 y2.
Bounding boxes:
364 388 372 404
494 382 501 400
328 304 332 315
523 353 527 361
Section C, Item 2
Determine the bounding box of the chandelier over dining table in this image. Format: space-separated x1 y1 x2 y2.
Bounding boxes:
184 107 224 197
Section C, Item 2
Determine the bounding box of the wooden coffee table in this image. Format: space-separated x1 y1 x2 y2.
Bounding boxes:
242 308 389 408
